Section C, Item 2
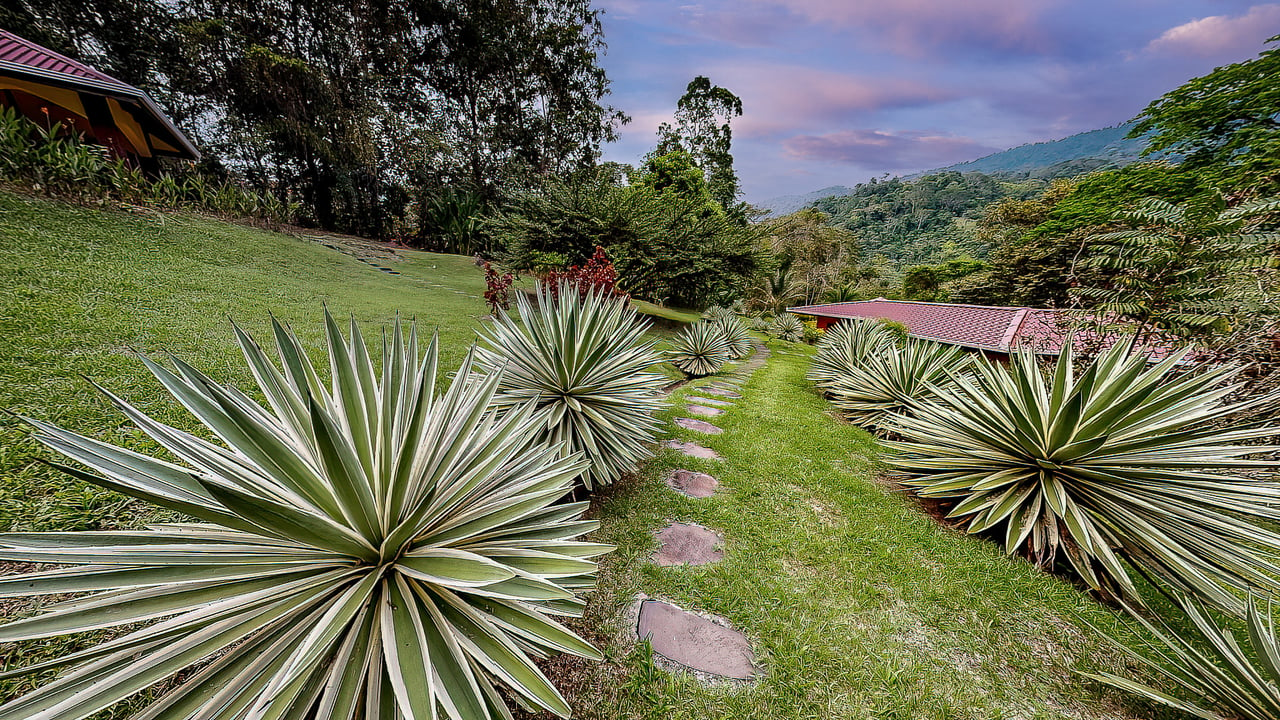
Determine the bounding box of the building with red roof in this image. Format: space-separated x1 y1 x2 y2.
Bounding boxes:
0 29 199 165
788 298 1176 358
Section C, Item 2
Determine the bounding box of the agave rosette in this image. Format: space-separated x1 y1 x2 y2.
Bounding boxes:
886 339 1280 612
770 314 805 343
476 283 666 490
807 319 895 391
670 321 732 378
2 313 609 720
827 338 970 429
713 315 754 359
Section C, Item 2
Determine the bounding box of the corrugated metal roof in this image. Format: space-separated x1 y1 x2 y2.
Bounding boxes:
787 299 1178 358
0 29 135 93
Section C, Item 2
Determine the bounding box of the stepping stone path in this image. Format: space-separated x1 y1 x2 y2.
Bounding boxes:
663 440 720 460
687 404 723 417
699 386 741 399
636 600 758 681
652 522 723 566
675 417 723 435
664 469 719 498
687 395 733 407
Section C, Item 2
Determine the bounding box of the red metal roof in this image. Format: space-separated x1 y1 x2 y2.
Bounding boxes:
788 299 1177 357
0 30 135 93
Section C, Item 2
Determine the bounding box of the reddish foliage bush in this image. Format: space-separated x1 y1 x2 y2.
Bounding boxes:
547 246 626 299
483 261 514 315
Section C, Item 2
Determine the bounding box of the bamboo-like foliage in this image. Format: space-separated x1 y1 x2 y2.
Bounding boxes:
827 338 970 429
886 339 1280 612
477 283 666 490
714 315 754 359
670 321 732 377
770 313 805 342
807 319 896 392
3 313 609 720
1088 596 1280 720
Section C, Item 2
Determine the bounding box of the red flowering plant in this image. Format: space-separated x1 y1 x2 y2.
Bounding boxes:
547 246 626 299
483 261 514 315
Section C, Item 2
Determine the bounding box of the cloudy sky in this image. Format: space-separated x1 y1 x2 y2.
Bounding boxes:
595 1 1280 203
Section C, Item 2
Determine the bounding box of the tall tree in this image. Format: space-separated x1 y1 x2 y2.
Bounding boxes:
654 76 743 213
1132 35 1280 195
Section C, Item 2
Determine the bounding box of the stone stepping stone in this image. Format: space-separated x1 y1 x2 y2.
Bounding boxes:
687 395 732 407
636 600 757 680
687 404 723 417
663 440 720 460
664 469 719 498
652 522 723 566
700 387 741 399
675 417 723 435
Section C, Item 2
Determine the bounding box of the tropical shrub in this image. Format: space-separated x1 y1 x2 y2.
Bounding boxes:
670 321 732 377
5 313 607 720
415 185 490 254
546 245 624 299
807 319 895 391
886 339 1280 612
1088 595 1280 720
770 313 805 342
802 319 820 344
483 260 514 315
714 315 754 359
828 338 970 429
749 315 773 332
477 283 666 490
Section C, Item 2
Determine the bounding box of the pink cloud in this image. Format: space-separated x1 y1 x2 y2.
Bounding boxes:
755 0 1058 56
1146 4 1280 57
783 129 999 169
705 64 954 138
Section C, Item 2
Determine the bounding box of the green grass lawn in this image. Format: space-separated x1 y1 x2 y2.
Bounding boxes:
556 341 1176 720
0 191 1177 718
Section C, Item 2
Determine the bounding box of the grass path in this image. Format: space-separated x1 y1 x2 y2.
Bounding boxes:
564 341 1172 720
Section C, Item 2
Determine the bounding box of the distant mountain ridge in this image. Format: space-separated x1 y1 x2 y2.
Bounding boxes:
755 122 1152 217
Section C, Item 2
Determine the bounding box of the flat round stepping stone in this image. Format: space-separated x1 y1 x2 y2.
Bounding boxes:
636 600 757 680
664 469 719 498
700 387 741 399
687 404 723 417
663 440 721 459
653 522 723 566
687 394 732 407
675 417 723 434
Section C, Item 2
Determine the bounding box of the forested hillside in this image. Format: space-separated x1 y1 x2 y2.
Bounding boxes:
809 171 1044 265
912 123 1149 177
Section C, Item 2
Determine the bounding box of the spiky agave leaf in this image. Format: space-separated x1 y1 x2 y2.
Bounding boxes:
713 315 754 359
807 319 895 391
1085 595 1280 720
748 315 772 332
770 314 804 343
885 338 1280 613
702 306 736 323
827 338 970 429
670 321 732 378
476 283 666 491
3 312 610 720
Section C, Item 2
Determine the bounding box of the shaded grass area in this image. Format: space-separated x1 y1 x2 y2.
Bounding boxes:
562 340 1178 720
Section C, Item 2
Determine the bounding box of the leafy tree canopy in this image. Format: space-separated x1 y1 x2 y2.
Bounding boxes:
1132 35 1280 195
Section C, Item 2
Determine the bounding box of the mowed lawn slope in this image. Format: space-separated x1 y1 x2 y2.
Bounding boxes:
0 191 494 532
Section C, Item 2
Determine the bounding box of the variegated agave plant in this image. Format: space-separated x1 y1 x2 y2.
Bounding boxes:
476 283 666 490
713 315 754 359
702 306 736 323
669 321 731 378
807 319 895 392
886 339 1280 613
827 338 970 429
769 314 804 343
3 313 609 720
